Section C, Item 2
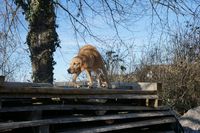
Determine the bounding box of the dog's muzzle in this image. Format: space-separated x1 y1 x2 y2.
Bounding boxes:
67 68 72 74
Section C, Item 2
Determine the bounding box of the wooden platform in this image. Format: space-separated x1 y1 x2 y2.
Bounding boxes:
0 82 183 133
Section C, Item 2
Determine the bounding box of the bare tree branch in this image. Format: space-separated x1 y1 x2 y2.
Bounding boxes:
53 1 102 42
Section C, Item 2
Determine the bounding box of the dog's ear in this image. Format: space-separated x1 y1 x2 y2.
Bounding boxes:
81 60 89 71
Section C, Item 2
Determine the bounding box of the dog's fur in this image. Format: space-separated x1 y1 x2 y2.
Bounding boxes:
67 45 110 88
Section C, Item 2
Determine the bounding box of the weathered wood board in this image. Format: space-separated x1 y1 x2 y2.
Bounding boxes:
0 82 183 133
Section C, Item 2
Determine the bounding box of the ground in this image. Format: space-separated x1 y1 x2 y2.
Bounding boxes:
179 106 200 132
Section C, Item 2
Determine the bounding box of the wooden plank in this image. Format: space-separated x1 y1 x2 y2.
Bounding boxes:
0 93 158 99
1 82 53 87
152 131 175 133
0 86 157 95
154 99 159 107
55 82 161 91
58 117 176 133
0 111 173 131
38 125 49 133
0 103 1 109
0 105 169 112
146 98 149 106
111 82 161 91
131 131 176 133
0 98 1 109
29 111 42 133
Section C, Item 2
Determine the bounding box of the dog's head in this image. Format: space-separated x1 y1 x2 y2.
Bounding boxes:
67 56 83 74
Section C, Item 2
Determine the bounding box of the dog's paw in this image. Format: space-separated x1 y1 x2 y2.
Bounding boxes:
101 82 110 89
76 84 80 88
87 82 94 88
72 82 80 88
87 85 94 89
101 83 107 88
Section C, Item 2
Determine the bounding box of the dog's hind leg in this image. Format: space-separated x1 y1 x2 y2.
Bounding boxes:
101 66 111 89
95 69 102 88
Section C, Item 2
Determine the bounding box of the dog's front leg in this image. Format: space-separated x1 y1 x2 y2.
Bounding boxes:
85 70 93 87
72 73 80 88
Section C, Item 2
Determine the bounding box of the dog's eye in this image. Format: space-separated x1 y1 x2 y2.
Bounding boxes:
73 63 79 68
74 62 80 66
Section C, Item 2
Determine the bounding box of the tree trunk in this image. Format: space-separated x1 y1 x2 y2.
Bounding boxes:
17 0 59 83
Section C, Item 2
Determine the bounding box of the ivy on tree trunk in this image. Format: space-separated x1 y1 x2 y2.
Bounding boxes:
15 0 60 83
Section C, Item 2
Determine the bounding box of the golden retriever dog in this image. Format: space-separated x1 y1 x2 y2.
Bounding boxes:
67 44 110 88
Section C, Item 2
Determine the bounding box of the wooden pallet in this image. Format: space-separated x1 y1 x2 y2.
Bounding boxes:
0 82 183 133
